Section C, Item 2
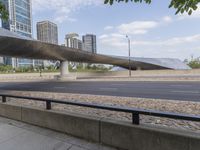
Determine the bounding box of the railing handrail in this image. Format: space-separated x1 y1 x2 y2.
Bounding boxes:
0 93 200 125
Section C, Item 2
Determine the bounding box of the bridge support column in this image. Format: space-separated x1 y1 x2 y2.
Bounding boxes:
56 61 76 80
61 61 69 76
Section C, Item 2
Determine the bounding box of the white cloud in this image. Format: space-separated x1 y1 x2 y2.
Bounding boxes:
104 26 114 30
109 16 173 36
117 21 158 35
99 33 200 59
164 34 200 46
99 33 127 49
102 33 200 46
99 34 109 39
99 15 192 58
98 15 200 59
162 16 173 23
32 0 102 23
99 16 177 51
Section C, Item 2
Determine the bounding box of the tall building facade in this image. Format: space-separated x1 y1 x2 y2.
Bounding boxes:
37 21 58 67
37 21 58 45
65 33 82 49
0 0 33 68
82 34 96 53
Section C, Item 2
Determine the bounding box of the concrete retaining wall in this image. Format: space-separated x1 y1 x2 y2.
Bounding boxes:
0 103 199 150
100 119 200 150
0 103 21 121
21 107 100 142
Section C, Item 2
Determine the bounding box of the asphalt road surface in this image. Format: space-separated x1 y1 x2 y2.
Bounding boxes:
0 81 200 102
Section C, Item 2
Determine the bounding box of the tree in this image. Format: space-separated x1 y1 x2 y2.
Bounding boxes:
104 0 200 15
188 58 200 69
0 2 8 21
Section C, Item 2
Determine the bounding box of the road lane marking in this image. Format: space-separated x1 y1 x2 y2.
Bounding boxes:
99 88 118 91
54 86 65 89
39 83 48 85
170 85 192 87
171 90 200 94
21 85 32 88
111 84 126 86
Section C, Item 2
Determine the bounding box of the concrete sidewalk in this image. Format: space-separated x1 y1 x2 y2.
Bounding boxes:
0 117 116 150
1 69 200 82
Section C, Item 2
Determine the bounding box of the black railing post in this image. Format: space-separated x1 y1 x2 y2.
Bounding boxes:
46 101 51 110
132 112 140 125
2 96 6 103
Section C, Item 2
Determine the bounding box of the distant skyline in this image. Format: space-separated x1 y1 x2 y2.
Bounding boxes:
24 0 200 60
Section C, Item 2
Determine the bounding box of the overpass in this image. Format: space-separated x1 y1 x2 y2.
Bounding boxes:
0 28 190 78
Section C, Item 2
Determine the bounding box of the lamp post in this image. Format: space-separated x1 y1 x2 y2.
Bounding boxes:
39 64 42 77
126 35 131 77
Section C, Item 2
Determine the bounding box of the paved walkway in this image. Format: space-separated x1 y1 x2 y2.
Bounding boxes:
0 117 117 150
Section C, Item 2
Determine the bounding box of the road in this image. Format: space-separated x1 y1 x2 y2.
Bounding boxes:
0 81 200 102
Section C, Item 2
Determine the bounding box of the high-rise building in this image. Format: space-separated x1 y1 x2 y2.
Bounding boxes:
64 33 82 69
37 21 58 45
37 21 58 67
0 0 33 68
82 34 96 53
65 33 82 49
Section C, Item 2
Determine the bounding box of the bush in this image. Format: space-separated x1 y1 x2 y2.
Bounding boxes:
15 66 35 73
69 63 110 72
0 65 59 73
0 65 13 73
188 59 200 69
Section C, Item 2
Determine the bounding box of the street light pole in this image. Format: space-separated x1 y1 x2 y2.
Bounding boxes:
126 35 131 77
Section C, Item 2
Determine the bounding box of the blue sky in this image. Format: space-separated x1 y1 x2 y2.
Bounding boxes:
32 0 200 60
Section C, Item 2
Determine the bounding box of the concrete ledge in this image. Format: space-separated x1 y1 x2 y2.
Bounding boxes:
100 118 200 150
0 103 199 150
21 106 100 142
0 103 21 121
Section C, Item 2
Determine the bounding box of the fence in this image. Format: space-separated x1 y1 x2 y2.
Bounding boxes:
0 94 199 125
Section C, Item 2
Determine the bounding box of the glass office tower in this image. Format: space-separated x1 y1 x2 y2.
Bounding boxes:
36 20 59 67
37 21 58 45
0 0 33 67
65 33 82 49
82 34 97 54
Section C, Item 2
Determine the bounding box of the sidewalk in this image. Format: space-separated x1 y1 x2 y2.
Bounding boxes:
1 71 200 82
0 116 116 150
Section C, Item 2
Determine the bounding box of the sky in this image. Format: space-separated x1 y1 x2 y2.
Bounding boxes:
31 0 200 60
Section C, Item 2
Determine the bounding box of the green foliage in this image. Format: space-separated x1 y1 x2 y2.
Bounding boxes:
0 65 59 73
0 2 9 21
188 58 200 69
86 64 109 71
44 65 58 72
15 66 34 73
69 63 110 72
104 0 200 15
0 65 12 73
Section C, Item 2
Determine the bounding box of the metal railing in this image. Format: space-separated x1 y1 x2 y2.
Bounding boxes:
0 94 200 125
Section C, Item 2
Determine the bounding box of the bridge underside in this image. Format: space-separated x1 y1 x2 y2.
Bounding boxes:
0 28 190 70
